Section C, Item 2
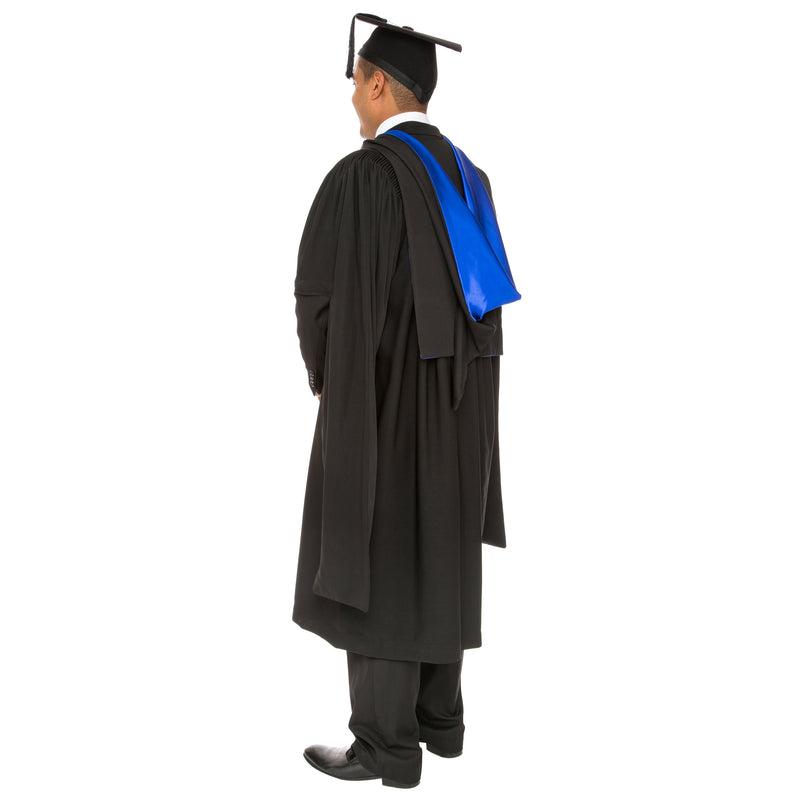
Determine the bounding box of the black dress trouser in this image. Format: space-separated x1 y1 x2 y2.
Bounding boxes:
346 649 465 785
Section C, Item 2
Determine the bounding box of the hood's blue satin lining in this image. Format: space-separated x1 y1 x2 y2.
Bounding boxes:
385 129 521 321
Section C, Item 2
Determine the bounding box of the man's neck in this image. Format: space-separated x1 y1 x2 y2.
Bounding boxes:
375 111 431 138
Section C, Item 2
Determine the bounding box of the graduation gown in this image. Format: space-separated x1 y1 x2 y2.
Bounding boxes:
292 121 507 663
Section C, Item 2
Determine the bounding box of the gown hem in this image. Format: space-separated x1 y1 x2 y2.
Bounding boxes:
292 612 481 664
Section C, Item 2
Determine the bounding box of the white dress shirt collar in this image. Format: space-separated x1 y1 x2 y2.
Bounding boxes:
375 111 432 138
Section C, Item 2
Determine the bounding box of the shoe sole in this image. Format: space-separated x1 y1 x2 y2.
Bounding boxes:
382 776 421 788
303 752 420 788
303 751 380 781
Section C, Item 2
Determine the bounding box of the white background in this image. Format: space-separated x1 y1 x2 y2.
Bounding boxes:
1 1 798 798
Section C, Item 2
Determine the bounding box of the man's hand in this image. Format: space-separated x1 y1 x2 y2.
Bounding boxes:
315 392 322 401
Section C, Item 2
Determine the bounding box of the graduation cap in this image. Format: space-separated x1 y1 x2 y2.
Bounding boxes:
346 13 462 104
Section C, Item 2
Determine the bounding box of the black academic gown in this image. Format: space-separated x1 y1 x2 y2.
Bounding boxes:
292 121 506 664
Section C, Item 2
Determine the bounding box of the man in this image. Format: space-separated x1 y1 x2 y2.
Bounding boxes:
292 13 520 789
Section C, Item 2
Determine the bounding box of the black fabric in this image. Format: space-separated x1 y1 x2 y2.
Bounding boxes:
347 649 465 785
292 121 506 662
292 146 403 613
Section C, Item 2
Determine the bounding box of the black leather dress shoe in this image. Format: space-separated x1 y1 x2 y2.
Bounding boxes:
303 743 420 788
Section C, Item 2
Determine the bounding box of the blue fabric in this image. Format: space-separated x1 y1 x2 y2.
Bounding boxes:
385 130 521 321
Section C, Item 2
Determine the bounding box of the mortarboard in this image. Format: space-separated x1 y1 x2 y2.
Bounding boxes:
345 13 462 104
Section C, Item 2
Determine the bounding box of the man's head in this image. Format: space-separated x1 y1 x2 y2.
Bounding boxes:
345 14 462 137
351 56 428 139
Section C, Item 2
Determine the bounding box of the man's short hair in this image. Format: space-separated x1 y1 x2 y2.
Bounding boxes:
359 58 429 112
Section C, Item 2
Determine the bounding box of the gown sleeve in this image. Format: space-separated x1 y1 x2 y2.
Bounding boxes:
294 164 345 395
295 148 405 612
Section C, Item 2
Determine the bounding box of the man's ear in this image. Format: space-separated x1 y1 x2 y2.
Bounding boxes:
370 69 386 100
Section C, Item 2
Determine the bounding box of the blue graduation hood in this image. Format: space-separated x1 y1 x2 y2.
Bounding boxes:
384 129 521 321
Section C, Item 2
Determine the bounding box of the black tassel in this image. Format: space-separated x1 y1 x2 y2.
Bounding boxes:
346 13 357 78
346 13 388 78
